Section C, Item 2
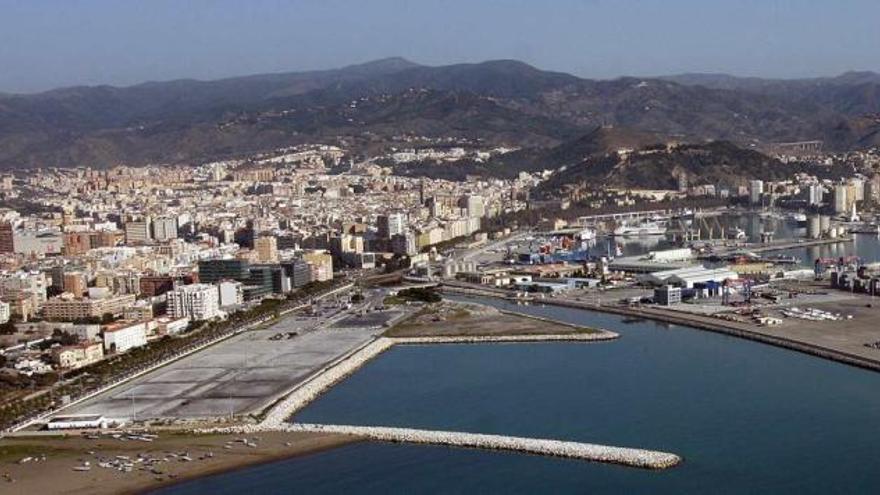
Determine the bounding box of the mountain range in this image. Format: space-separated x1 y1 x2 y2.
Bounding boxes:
1 57 880 170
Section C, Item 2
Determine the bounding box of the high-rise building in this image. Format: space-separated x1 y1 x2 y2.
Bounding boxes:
749 180 764 205
245 266 276 298
166 284 221 321
302 251 334 282
91 230 120 248
0 222 15 253
63 232 91 256
281 259 311 288
391 233 418 256
0 300 10 324
124 217 152 245
426 196 442 218
43 293 136 320
465 195 486 218
377 213 406 240
865 176 879 207
254 236 279 262
849 178 865 202
198 259 251 285
152 216 178 242
62 272 87 297
834 184 849 214
807 184 824 206
332 234 363 254
217 280 244 307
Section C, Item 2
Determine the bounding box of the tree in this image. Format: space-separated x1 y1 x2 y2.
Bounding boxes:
52 329 79 346
398 288 441 303
0 321 16 335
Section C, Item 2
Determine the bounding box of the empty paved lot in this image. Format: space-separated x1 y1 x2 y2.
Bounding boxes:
65 314 378 420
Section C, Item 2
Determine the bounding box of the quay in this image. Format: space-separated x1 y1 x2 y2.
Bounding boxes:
284 423 682 470
440 285 880 373
701 237 853 258
749 237 853 253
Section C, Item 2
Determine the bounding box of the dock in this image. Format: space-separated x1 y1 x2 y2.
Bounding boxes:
701 237 853 259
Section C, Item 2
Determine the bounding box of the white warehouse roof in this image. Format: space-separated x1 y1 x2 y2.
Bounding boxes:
641 266 738 287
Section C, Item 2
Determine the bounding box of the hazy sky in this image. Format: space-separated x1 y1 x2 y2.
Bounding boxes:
2 0 879 93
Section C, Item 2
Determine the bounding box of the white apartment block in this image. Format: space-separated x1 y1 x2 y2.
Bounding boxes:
167 283 221 321
0 300 9 324
152 216 178 242
102 322 147 353
218 280 244 308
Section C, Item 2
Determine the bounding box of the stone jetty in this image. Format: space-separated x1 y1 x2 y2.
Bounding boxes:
285 423 682 470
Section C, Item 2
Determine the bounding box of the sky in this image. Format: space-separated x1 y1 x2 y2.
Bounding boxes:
1 0 879 93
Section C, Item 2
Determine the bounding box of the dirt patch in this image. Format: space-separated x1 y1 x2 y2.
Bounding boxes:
384 302 594 338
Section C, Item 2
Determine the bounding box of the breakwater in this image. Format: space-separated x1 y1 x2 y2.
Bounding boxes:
284 423 682 470
204 328 678 471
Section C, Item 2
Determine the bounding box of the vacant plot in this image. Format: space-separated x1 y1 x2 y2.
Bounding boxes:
384 302 595 338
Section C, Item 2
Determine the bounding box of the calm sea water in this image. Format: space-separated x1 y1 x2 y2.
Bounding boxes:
157 296 880 494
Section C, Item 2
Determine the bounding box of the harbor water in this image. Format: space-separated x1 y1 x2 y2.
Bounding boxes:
156 295 880 494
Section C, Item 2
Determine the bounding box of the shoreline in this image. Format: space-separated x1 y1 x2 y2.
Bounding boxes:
132 432 363 495
442 285 880 373
0 305 631 494
0 430 361 495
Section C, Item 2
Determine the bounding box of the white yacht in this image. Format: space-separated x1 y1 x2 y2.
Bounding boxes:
613 221 665 237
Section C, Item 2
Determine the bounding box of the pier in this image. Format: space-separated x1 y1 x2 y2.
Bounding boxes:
284 423 682 470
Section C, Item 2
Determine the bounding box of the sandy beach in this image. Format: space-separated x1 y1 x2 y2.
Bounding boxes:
0 430 359 495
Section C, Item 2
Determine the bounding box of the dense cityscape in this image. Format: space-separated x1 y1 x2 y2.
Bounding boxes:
2 139 880 429
5 1 880 494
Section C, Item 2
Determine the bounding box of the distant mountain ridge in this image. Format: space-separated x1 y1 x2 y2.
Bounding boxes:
2 58 880 169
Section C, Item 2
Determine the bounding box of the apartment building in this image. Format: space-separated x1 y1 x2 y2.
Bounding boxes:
43 293 137 321
166 283 221 321
102 321 147 353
